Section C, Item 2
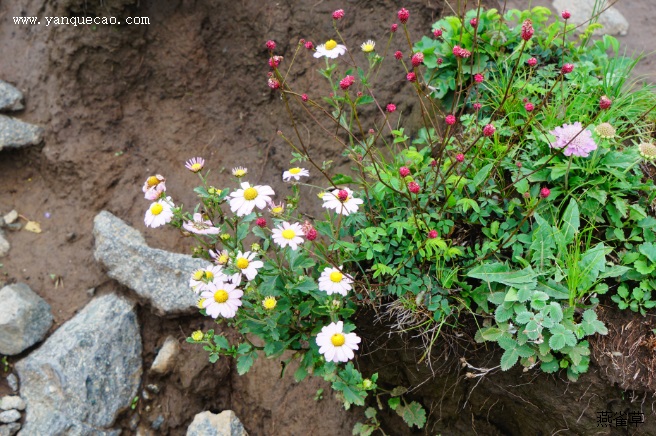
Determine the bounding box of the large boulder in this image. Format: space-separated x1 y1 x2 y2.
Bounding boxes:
15 293 142 436
93 210 204 316
552 0 629 36
0 283 52 355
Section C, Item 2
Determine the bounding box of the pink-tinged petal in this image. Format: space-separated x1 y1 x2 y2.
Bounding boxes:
324 347 336 362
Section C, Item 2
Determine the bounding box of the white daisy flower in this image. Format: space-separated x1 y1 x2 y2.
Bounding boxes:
183 213 221 235
282 167 310 182
144 196 174 228
142 174 166 200
232 167 248 178
189 264 226 293
185 157 205 173
199 281 243 318
229 182 275 217
234 251 263 281
322 187 363 216
318 266 353 296
210 249 230 265
316 321 361 363
272 222 305 250
361 40 375 53
314 39 347 59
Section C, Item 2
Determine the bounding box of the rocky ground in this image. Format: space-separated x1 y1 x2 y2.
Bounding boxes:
1 0 655 435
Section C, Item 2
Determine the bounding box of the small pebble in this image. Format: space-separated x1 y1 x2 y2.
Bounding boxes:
86 287 96 297
0 423 21 436
6 375 18 392
146 384 159 394
142 390 152 401
0 410 20 424
151 415 164 430
0 397 24 411
2 211 17 225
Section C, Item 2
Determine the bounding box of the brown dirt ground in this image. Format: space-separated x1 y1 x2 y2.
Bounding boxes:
1 0 655 434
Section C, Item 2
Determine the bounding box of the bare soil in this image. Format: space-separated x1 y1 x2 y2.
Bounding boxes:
1 0 655 434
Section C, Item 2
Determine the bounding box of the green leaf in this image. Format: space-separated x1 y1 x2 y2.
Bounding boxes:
477 327 505 341
500 348 519 371
388 397 401 410
331 173 354 185
214 335 230 350
398 401 427 429
560 199 580 244
613 196 628 218
236 353 255 375
467 263 536 290
639 242 656 262
472 163 493 187
548 325 577 351
577 243 607 290
633 259 656 275
537 280 570 300
332 381 366 408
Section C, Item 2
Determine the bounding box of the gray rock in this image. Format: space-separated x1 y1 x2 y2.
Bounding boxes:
0 115 44 151
0 423 20 436
552 0 629 36
93 211 204 316
15 293 141 436
150 336 180 375
186 411 248 436
6 374 18 392
0 283 53 355
2 211 17 225
151 415 164 430
0 410 19 424
0 397 24 411
0 82 23 112
0 231 8 258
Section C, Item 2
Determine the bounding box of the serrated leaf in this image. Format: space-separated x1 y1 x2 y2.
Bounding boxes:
577 243 607 290
500 348 519 370
388 397 401 410
478 327 505 341
635 260 655 275
236 353 255 375
398 401 427 429
390 386 408 397
537 280 570 300
639 243 656 263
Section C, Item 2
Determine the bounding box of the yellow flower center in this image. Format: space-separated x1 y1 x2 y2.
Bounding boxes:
282 229 296 240
272 206 284 215
214 290 229 303
331 333 346 346
234 169 247 177
192 270 204 281
191 330 203 341
150 203 163 215
325 39 338 50
289 167 302 174
147 176 160 187
236 257 249 270
263 297 277 310
204 271 214 280
218 254 229 264
190 163 202 172
197 298 205 309
330 271 343 283
243 187 258 201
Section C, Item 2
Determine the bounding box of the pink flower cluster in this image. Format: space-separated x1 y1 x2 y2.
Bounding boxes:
452 45 471 58
549 122 598 157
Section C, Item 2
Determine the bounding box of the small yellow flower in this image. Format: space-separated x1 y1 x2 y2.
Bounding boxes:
196 298 205 309
269 202 285 216
208 186 222 196
251 243 261 252
191 330 204 341
220 233 231 241
361 40 375 53
216 250 229 265
232 167 248 178
262 296 277 310
318 192 326 199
